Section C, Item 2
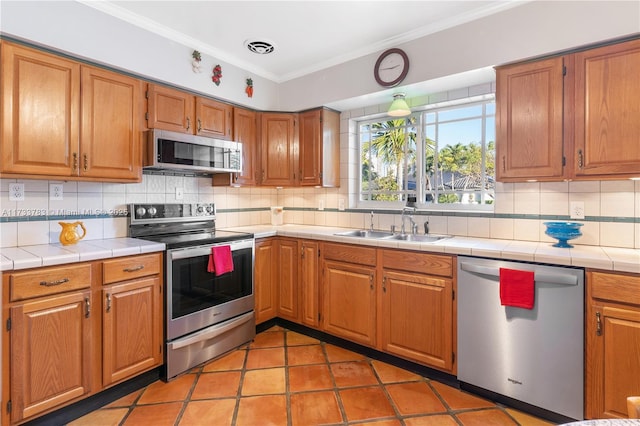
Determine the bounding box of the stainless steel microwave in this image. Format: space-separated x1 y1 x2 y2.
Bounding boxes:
144 129 242 175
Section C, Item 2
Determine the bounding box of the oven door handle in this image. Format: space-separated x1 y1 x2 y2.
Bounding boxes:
168 311 254 350
169 239 254 260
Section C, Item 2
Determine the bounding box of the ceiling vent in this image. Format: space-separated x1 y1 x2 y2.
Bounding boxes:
245 40 275 55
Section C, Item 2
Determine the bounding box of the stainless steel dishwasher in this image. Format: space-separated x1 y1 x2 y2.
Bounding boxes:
457 256 584 421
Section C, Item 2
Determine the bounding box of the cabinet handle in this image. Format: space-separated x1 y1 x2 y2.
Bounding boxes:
382 276 387 293
84 297 91 318
72 152 78 171
261 170 265 182
596 311 602 336
40 277 69 287
370 274 374 290
502 156 506 172
123 265 144 273
578 149 584 169
106 293 112 313
197 118 202 132
186 117 191 131
83 154 88 171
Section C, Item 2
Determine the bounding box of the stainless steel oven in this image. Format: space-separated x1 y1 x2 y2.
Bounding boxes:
129 203 255 380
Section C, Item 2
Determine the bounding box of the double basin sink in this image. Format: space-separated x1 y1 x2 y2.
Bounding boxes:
334 229 451 243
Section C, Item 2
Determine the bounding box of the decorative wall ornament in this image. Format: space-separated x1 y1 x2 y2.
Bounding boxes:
212 64 222 86
191 50 202 73
245 78 253 97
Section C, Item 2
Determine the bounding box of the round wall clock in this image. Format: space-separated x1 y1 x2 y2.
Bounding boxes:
374 48 410 87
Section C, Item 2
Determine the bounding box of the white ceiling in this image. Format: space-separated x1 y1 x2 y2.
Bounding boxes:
80 0 521 83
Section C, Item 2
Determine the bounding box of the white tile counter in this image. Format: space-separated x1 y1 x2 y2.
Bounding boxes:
0 238 165 271
226 224 640 274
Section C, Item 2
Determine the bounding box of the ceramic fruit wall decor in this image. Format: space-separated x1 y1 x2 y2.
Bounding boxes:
245 78 253 97
191 50 202 73
212 64 222 86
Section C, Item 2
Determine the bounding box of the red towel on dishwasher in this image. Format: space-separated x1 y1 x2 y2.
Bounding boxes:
499 268 535 309
207 245 234 276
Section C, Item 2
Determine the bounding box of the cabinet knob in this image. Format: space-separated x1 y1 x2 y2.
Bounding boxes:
72 152 78 171
197 118 202 132
186 117 191 131
578 149 584 169
84 297 91 318
83 154 88 171
106 293 112 313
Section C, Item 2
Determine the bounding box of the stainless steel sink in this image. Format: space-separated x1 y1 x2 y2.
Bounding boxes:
382 233 451 243
334 230 394 238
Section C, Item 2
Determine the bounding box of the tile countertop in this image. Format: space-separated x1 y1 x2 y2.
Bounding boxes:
0 238 166 271
224 224 640 274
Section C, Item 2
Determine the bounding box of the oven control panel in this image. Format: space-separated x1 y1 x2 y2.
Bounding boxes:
130 203 216 222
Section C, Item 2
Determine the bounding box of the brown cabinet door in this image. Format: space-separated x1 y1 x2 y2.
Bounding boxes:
1 43 80 177
381 270 454 372
260 112 298 186
102 277 162 386
10 291 92 423
146 84 194 134
495 56 565 181
276 239 299 322
233 107 258 185
299 109 322 186
80 66 142 181
574 39 640 178
300 240 319 328
195 97 233 139
322 260 376 346
254 239 277 324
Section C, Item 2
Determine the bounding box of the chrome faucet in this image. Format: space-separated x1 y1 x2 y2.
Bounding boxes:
369 211 374 231
400 206 417 234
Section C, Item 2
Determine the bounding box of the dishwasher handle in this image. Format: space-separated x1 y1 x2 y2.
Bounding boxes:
459 262 578 286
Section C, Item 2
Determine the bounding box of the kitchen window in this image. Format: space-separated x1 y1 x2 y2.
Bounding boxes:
358 96 495 211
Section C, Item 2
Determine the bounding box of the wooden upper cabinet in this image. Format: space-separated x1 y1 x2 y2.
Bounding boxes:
146 84 194 134
233 107 258 185
196 97 233 139
1 42 141 181
573 39 640 178
80 66 142 181
146 83 233 139
1 42 80 177
495 57 565 181
260 112 298 186
299 108 340 187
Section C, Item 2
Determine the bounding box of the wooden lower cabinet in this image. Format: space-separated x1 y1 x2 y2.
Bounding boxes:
2 253 163 425
276 238 299 322
586 270 640 419
300 240 320 328
254 238 278 324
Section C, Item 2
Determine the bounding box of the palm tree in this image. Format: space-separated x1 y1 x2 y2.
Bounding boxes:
366 118 416 191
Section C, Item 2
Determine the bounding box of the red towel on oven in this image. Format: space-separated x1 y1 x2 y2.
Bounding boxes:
499 268 535 309
207 245 234 276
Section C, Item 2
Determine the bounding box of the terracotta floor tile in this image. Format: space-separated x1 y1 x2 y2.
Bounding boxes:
235 394 288 426
68 408 129 426
245 347 285 369
404 414 459 425
250 330 285 348
287 344 326 365
339 386 397 422
178 398 236 425
456 408 518 425
430 381 495 410
202 349 246 372
331 360 379 388
103 389 142 408
371 360 422 383
325 344 366 362
286 331 320 346
385 382 447 415
241 367 286 395
357 420 403 426
290 390 343 425
288 364 334 392
137 374 196 404
122 402 183 425
505 408 556 426
191 371 241 399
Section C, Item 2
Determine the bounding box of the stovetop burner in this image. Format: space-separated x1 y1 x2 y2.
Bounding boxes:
128 203 253 249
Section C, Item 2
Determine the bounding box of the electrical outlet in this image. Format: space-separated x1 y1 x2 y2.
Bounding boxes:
9 183 25 201
50 184 64 201
175 187 184 200
570 201 585 219
338 198 346 211
318 199 325 211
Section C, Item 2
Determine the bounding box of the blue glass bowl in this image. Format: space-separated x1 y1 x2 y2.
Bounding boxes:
543 222 583 248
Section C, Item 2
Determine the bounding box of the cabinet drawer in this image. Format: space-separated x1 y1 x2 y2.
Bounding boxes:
102 253 161 284
382 250 453 277
323 243 376 266
590 271 640 306
9 264 91 302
